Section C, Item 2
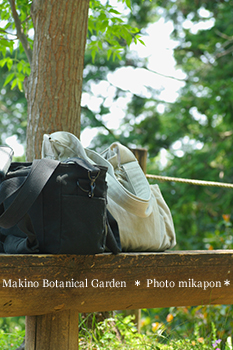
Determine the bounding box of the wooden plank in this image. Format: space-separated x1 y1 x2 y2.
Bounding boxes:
25 310 79 350
0 250 232 317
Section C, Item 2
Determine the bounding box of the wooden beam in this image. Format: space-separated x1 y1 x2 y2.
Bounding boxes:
0 250 232 317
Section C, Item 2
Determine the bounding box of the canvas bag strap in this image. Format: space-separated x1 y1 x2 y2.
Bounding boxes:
110 142 151 200
106 143 152 217
0 159 60 229
86 145 152 218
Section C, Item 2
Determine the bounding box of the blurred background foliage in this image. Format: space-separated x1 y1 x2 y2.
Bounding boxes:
1 0 233 347
1 0 233 251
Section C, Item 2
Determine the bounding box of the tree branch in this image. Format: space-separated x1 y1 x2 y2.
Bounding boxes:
143 66 187 82
216 29 233 42
216 45 233 59
8 0 32 65
107 80 175 105
81 106 116 136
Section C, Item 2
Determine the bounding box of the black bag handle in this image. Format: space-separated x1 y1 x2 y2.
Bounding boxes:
0 159 60 229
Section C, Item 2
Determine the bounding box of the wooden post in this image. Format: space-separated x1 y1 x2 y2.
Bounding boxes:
130 148 148 174
25 310 79 350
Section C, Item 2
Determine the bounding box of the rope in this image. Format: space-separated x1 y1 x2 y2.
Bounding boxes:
146 174 233 189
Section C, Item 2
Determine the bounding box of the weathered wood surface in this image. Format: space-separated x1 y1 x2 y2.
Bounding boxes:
0 250 232 317
25 310 79 350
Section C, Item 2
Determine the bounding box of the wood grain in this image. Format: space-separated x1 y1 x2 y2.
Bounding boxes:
0 250 232 317
25 310 79 350
26 0 90 159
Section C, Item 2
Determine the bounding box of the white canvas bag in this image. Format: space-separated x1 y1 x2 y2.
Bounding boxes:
42 131 176 251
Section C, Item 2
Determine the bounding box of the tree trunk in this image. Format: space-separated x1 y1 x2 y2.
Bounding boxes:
26 0 90 160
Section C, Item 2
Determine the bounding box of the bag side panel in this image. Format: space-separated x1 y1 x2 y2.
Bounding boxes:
60 195 107 254
107 185 176 252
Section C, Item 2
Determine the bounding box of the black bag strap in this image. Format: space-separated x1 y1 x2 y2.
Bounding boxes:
106 210 121 254
0 159 60 229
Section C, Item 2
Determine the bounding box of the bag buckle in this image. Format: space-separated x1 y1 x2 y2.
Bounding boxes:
77 170 100 198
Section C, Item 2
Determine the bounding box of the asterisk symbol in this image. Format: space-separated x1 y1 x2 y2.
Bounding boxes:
135 280 140 286
224 279 230 286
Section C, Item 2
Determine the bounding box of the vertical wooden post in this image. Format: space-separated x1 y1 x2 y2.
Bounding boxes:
130 148 148 174
127 147 147 333
25 310 79 350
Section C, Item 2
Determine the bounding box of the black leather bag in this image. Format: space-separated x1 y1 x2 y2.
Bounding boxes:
0 157 121 255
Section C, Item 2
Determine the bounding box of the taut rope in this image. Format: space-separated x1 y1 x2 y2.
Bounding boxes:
146 174 233 189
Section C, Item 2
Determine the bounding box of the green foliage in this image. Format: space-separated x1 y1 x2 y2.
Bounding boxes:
0 49 27 145
88 0 143 62
1 0 233 254
79 311 233 349
0 0 154 144
0 55 30 91
0 317 25 350
0 0 33 89
134 0 233 250
1 311 233 349
141 305 233 347
79 313 161 349
0 0 145 89
203 215 233 250
0 328 25 350
0 316 25 332
81 0 159 143
0 56 30 91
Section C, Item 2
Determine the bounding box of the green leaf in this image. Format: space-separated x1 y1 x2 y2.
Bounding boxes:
17 61 23 73
130 27 140 34
120 0 131 9
22 62 30 75
98 20 109 32
126 0 131 8
138 38 145 46
98 41 103 50
17 79 23 91
107 49 112 60
0 39 12 47
17 72 25 81
6 57 13 70
116 52 122 60
108 9 121 15
0 58 7 67
111 17 124 24
91 46 98 62
11 78 18 90
3 72 15 86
